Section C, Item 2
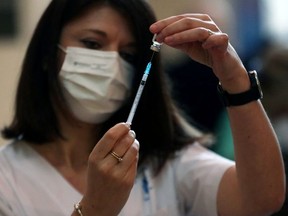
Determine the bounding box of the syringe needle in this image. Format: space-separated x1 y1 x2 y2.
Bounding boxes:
149 52 155 62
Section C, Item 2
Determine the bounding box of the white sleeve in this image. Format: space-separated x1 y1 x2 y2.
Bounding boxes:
175 143 234 216
0 148 20 216
0 201 16 216
0 174 17 216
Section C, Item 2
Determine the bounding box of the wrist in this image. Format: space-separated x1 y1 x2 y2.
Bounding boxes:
74 197 119 216
73 199 97 216
74 202 84 216
217 70 263 107
218 69 250 94
76 198 98 216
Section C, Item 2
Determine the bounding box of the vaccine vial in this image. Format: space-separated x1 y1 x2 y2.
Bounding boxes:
150 34 162 52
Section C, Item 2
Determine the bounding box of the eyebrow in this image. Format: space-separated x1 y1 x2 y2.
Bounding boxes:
83 29 107 38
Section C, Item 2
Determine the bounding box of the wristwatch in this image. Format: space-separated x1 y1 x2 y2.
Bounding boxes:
217 70 263 107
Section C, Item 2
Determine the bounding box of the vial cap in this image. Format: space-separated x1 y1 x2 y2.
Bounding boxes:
150 34 162 52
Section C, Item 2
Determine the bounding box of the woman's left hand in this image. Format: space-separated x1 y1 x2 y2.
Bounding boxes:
150 14 248 92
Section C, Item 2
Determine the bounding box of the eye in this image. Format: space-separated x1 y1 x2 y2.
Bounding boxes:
120 51 138 65
81 39 101 50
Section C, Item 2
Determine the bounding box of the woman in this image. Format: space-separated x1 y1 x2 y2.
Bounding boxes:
0 0 285 215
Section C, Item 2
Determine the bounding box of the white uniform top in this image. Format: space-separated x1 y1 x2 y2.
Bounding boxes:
0 141 234 216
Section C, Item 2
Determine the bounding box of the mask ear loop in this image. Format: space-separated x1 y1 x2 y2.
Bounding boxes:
57 44 66 53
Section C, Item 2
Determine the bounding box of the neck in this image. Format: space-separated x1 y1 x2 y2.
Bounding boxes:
31 116 101 170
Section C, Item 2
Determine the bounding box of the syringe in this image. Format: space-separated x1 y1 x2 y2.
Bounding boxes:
126 34 162 125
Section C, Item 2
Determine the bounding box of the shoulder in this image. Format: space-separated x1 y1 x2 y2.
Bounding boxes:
0 141 16 164
171 142 235 191
0 140 25 161
0 141 22 215
175 142 234 166
0 140 32 182
0 141 22 181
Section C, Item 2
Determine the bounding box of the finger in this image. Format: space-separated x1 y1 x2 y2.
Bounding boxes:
106 140 140 196
121 143 140 186
152 19 219 46
107 130 136 165
163 27 216 46
99 139 139 185
202 32 229 52
118 139 140 172
150 13 213 34
92 123 130 160
112 130 136 156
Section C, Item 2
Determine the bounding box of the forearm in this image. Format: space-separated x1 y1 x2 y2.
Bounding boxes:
227 100 285 210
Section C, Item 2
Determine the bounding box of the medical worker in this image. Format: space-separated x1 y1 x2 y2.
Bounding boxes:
0 0 285 216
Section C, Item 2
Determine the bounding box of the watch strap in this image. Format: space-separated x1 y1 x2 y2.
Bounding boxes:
217 70 263 107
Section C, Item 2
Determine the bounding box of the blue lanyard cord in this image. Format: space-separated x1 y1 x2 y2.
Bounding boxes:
142 174 150 201
142 170 153 215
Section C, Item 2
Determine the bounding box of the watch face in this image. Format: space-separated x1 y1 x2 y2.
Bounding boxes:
250 70 263 99
256 77 263 99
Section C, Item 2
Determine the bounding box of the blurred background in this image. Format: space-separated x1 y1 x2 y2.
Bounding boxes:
1 0 288 147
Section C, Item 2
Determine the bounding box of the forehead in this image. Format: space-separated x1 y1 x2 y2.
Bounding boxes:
62 4 135 42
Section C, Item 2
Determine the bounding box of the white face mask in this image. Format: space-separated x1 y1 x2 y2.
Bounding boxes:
59 46 134 124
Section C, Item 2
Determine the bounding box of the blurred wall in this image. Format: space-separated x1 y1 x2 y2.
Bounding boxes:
0 1 50 146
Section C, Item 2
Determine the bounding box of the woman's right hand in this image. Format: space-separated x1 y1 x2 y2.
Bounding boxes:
79 123 139 216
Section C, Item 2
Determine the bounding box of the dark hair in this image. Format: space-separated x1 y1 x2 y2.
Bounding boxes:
2 0 204 174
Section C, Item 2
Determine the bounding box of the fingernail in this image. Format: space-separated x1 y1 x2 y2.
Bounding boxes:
129 130 136 138
150 24 157 32
135 139 140 149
